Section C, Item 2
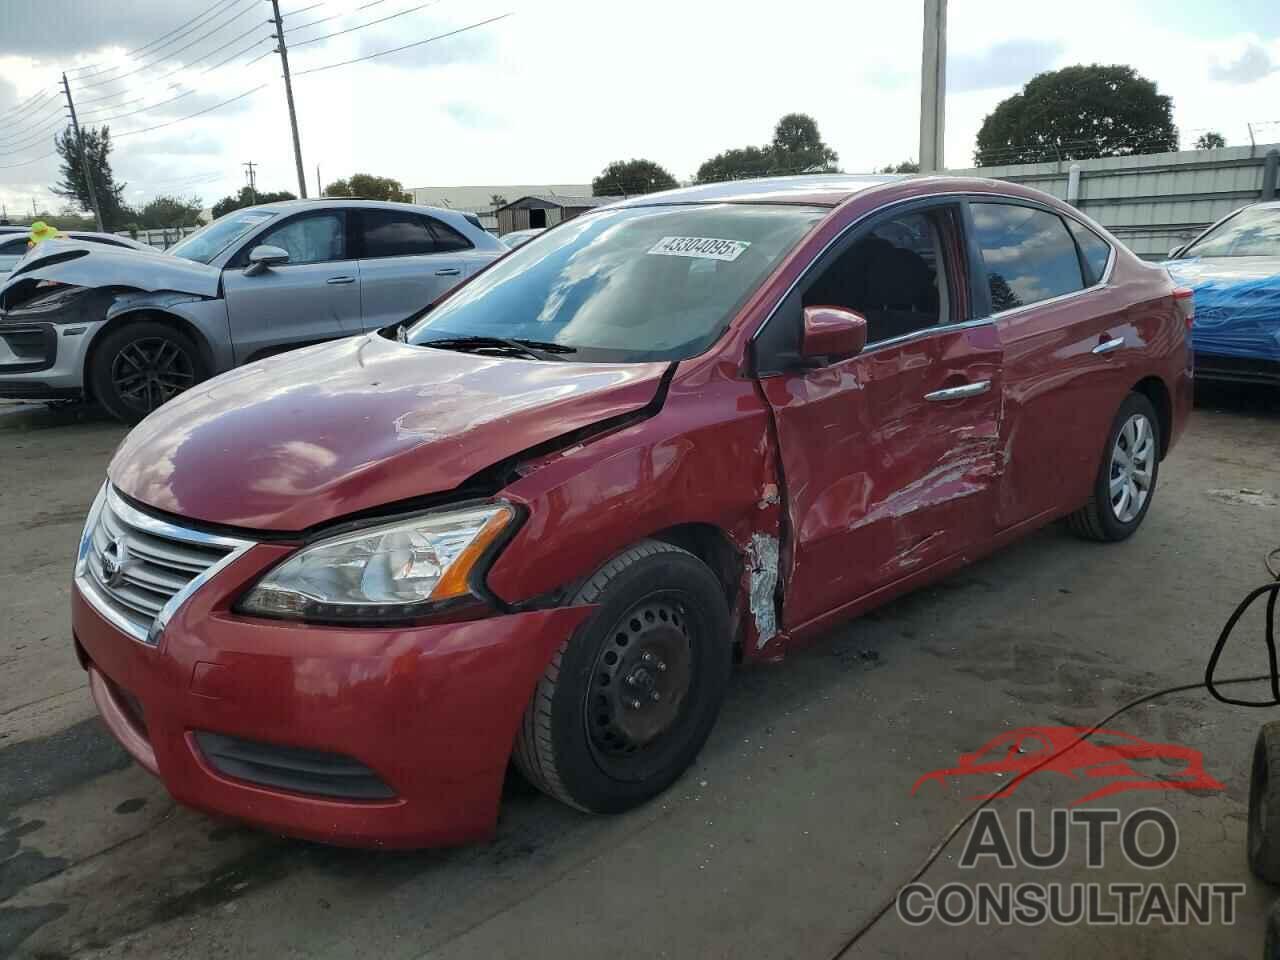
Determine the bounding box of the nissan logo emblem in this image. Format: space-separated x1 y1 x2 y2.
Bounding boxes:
101 536 130 588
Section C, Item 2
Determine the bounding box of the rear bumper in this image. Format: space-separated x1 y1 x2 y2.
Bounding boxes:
1193 353 1280 386
73 577 592 849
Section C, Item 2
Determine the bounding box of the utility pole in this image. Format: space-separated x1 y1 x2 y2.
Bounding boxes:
60 72 106 231
268 0 308 198
243 160 258 203
918 0 947 173
316 164 322 197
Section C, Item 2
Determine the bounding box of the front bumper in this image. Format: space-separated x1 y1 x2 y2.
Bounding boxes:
72 552 592 848
0 318 103 396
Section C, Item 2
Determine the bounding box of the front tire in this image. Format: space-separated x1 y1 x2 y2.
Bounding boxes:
1249 723 1280 884
89 321 207 425
1067 392 1161 542
513 540 732 814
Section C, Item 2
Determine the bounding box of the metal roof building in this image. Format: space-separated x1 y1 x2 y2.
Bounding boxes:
949 143 1280 259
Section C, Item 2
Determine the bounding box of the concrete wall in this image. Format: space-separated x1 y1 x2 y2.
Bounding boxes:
948 144 1280 259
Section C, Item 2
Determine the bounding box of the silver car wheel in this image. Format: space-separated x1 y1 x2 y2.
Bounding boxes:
1109 413 1155 523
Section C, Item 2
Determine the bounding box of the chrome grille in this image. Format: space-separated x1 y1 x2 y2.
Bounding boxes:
76 485 253 645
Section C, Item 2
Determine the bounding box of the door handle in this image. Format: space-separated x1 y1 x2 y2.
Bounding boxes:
434 267 462 277
924 380 991 402
1092 336 1124 355
326 276 356 285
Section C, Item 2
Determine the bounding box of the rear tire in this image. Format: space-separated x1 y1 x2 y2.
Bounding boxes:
513 540 732 814
89 321 208 425
1249 723 1280 884
1067 392 1161 542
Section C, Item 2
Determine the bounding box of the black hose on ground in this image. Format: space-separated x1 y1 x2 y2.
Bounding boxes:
829 549 1280 958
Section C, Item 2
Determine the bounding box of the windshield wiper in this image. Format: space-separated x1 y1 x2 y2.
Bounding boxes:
419 335 577 361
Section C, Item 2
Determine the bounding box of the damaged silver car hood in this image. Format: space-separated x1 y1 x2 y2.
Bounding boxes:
0 239 221 302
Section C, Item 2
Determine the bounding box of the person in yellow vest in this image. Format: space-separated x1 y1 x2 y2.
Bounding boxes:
27 220 65 248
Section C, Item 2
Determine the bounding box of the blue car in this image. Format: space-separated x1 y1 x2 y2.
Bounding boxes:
1166 200 1280 386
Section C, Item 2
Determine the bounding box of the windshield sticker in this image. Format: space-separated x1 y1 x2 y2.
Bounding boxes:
647 236 750 262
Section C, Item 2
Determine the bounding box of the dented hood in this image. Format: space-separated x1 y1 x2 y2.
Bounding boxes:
1 239 220 302
109 334 668 531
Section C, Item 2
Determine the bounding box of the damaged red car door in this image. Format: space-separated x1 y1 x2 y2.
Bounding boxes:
755 200 1005 633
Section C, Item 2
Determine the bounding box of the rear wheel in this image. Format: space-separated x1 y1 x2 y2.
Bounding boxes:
1250 723 1280 884
89 321 207 424
513 540 732 813
1067 392 1161 542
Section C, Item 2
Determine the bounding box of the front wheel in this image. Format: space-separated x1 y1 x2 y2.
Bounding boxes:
1067 392 1161 542
513 540 732 814
89 321 208 425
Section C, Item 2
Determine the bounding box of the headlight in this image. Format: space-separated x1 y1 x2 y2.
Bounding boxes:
238 503 516 623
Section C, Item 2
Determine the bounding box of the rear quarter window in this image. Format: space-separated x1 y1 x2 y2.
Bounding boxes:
1065 219 1112 286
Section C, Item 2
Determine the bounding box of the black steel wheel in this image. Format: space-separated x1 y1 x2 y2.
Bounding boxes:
513 540 732 814
89 321 207 424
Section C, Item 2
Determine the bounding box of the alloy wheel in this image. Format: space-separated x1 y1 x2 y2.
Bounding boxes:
1108 413 1155 523
110 337 196 413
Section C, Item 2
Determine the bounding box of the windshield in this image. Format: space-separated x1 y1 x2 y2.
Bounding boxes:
169 209 276 264
406 203 824 362
1184 206 1280 258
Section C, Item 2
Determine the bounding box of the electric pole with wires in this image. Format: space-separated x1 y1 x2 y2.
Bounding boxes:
60 71 106 231
243 160 258 203
268 0 308 198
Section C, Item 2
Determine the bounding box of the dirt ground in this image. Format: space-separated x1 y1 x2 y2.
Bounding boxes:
2 384 1278 960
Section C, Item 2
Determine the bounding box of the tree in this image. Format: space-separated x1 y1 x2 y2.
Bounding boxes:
695 146 775 184
769 112 839 173
51 124 130 229
695 112 839 183
1195 131 1226 150
879 160 921 173
974 65 1177 166
592 159 679 197
137 194 204 229
324 172 412 202
490 193 507 209
211 186 297 220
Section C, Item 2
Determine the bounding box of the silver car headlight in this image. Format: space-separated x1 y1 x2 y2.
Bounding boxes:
238 503 516 623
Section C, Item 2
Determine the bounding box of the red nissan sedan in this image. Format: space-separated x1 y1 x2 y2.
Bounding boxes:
72 175 1193 847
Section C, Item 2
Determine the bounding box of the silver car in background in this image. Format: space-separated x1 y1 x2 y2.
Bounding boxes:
0 199 505 422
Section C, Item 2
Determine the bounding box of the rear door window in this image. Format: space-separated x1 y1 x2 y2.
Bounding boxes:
359 210 438 258
971 203 1084 312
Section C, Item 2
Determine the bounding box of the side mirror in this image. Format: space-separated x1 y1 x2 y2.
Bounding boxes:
244 244 290 276
800 305 867 364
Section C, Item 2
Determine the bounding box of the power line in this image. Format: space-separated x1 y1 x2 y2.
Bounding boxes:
290 0 445 49
286 0 393 35
0 117 67 152
293 12 511 76
0 106 68 144
80 88 198 127
111 84 266 140
75 0 261 90
200 35 275 76
71 0 249 82
0 89 61 125
0 151 58 171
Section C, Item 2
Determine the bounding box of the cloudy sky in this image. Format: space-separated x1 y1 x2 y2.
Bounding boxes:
1 0 1279 218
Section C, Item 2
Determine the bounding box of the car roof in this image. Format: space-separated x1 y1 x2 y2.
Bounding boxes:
247 197 464 218
601 174 907 209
